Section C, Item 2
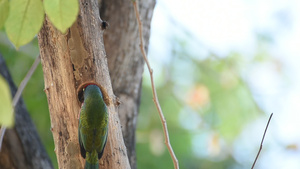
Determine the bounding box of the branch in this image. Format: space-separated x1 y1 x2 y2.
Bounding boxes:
0 55 40 151
251 113 273 169
132 1 179 169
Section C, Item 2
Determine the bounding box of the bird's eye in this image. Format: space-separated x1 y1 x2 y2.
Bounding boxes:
83 88 85 92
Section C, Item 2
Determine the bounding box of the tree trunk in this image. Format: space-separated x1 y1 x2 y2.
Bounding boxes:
38 0 131 168
100 1 155 168
0 54 53 169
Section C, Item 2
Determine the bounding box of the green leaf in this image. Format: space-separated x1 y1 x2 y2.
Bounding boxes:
44 0 79 33
0 0 9 29
5 0 44 49
0 75 14 128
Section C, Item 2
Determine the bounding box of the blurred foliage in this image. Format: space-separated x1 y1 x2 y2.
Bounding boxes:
0 31 57 168
43 0 79 33
4 0 44 48
0 0 79 48
1 20 264 168
136 34 263 169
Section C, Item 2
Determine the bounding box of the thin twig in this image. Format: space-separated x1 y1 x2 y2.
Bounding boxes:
0 55 41 151
13 55 41 106
132 2 179 169
251 113 273 169
0 127 5 151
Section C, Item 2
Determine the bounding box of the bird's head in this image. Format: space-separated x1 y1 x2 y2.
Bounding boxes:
82 84 103 101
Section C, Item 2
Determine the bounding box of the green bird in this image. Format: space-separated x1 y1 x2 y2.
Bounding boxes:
78 84 108 169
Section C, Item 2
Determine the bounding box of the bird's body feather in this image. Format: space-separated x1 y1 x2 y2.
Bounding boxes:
78 85 108 169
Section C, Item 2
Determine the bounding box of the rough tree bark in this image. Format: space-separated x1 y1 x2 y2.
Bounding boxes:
38 0 131 168
0 54 53 169
100 0 155 168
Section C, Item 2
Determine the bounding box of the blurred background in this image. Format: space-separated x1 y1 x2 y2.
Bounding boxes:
1 0 300 168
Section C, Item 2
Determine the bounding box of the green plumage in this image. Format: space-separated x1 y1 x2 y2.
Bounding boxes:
78 85 108 169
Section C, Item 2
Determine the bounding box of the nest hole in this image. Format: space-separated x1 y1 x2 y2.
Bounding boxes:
77 81 110 106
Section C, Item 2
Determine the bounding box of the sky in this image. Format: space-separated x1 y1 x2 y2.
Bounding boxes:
147 0 300 168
